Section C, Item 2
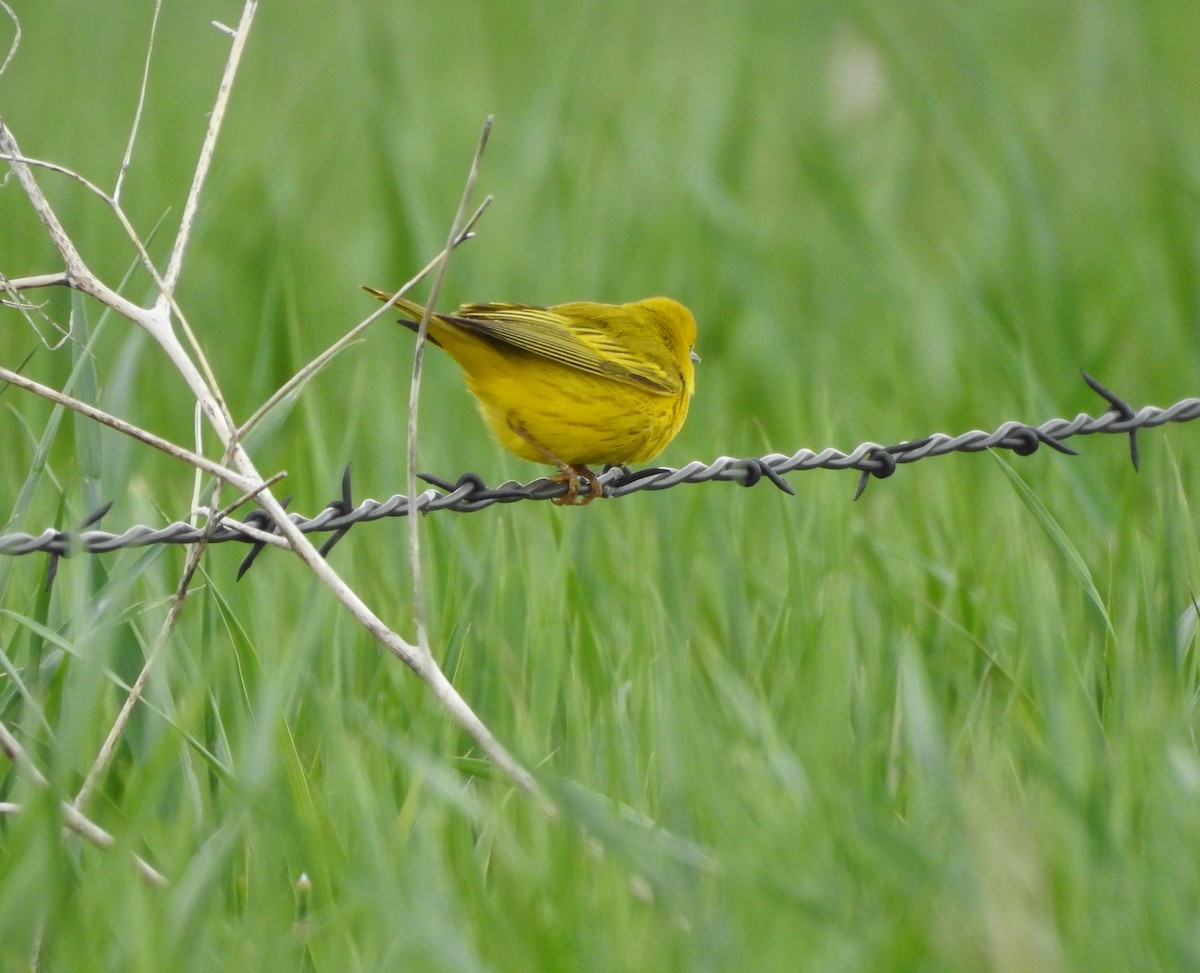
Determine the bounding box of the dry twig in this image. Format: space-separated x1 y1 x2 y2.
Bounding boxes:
0 0 546 833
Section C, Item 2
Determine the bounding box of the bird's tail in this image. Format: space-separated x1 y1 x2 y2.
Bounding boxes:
362 286 439 341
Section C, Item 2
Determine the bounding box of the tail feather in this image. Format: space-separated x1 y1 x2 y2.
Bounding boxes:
362 286 442 345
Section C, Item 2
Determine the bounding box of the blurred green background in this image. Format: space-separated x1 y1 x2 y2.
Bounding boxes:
2 1 1200 970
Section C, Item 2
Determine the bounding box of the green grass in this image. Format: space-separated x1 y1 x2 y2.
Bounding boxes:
3 0 1200 970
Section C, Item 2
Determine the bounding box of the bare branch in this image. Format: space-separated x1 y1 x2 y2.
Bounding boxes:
0 138 157 324
0 132 95 288
0 147 232 424
0 364 258 493
192 515 290 549
0 272 72 349
0 1 18 80
188 403 207 527
114 0 163 202
159 0 258 298
405 116 493 658
237 195 491 441
2 272 70 291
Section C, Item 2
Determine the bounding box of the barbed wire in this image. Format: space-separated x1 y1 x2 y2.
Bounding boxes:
1 373 1197 578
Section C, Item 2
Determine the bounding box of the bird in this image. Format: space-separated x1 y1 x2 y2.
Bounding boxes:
364 287 699 504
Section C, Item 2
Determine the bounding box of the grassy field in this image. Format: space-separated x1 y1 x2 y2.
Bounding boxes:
2 1 1200 970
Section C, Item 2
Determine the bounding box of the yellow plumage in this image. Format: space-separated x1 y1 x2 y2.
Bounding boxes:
364 287 698 503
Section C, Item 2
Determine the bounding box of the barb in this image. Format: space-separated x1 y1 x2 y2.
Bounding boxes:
3 378 1195 564
44 499 113 589
1081 369 1139 471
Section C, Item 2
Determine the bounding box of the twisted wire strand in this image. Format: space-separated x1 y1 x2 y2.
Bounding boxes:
2 377 1198 565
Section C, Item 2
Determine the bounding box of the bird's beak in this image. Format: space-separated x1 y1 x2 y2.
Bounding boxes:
690 350 701 364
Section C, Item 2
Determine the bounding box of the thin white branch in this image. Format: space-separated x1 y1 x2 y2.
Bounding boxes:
196 515 290 549
114 0 162 203
189 402 206 527
0 135 92 286
405 116 493 658
2 272 70 291
0 272 72 349
217 442 546 802
210 470 286 522
159 0 258 298
0 147 233 423
0 365 258 493
0 150 160 295
0 1 18 80
237 195 491 440
74 541 204 809
0 140 162 330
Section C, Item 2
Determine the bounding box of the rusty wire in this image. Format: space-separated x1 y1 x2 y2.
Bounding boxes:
1 373 1196 577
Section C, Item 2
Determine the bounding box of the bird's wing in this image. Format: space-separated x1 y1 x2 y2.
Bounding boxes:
447 303 681 395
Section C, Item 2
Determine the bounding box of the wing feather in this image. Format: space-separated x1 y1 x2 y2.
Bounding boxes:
445 303 681 395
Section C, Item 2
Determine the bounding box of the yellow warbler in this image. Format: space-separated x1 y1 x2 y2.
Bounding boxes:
364 288 699 504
